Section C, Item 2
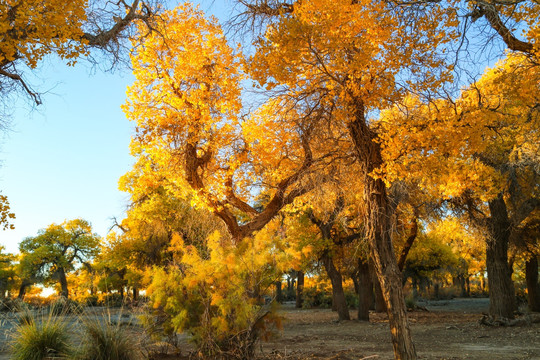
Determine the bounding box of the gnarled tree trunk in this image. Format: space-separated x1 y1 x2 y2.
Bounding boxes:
486 194 516 319
348 108 416 359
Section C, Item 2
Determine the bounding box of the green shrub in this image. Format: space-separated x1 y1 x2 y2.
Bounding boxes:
10 311 71 360
345 290 359 309
302 286 332 308
405 294 417 310
84 295 99 307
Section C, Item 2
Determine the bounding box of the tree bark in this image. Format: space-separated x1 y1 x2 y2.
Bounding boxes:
321 251 350 321
356 258 372 321
525 255 540 312
348 110 416 359
275 281 283 303
371 257 387 312
397 216 418 272
296 271 304 308
58 267 69 298
486 194 517 319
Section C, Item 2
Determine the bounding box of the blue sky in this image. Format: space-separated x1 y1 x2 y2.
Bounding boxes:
0 1 231 253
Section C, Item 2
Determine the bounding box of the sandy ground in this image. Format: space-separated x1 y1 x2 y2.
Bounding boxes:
258 299 540 359
1 298 539 359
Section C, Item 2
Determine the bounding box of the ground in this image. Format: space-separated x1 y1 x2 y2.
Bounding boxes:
1 298 539 359
257 299 540 359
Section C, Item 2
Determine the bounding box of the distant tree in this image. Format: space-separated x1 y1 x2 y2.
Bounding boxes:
19 219 100 298
0 246 15 299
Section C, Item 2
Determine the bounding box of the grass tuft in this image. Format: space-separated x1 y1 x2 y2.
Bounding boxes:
10 309 71 360
76 311 142 360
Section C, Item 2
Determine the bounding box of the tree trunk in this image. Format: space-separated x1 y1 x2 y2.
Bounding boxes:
525 255 540 312
397 216 418 272
356 258 372 321
133 287 139 301
321 251 350 321
275 281 283 303
0 280 6 300
18 280 30 299
459 276 467 298
58 267 69 298
412 278 418 299
296 271 304 308
486 194 516 319
371 259 387 312
348 112 417 359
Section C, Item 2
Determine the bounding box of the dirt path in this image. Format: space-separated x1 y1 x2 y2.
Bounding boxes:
260 299 540 359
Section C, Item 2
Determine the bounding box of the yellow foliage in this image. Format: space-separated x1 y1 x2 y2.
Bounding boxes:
0 0 88 68
147 227 293 355
378 53 539 202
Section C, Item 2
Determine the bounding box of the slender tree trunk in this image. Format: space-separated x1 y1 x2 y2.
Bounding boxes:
412 278 418 299
296 271 304 308
275 281 283 303
397 216 418 272
525 255 540 312
486 194 516 319
58 267 69 298
348 111 416 360
321 251 350 321
133 287 139 301
459 276 467 298
357 258 372 321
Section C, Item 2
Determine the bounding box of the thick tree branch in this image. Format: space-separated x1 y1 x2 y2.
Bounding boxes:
237 0 295 16
225 175 259 216
473 2 535 54
82 0 155 48
397 215 419 272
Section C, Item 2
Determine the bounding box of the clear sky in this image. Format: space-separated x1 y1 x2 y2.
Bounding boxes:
0 0 232 254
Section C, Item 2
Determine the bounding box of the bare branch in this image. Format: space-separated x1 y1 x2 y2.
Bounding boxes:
0 68 42 105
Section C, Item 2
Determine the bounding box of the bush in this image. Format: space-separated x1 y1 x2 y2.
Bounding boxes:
302 286 332 308
0 298 23 312
405 294 417 310
97 293 125 308
10 310 71 360
76 311 142 360
345 290 359 309
47 297 83 316
147 231 285 359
